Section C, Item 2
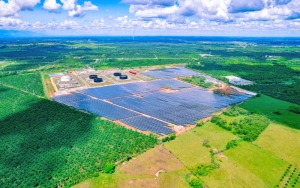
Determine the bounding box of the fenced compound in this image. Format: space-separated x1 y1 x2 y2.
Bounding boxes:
53 78 253 135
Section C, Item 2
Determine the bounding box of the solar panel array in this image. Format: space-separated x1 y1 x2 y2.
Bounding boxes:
144 67 199 79
120 116 174 135
53 93 138 120
76 79 191 99
53 77 253 134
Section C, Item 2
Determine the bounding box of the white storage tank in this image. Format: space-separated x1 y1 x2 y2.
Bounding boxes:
60 76 72 82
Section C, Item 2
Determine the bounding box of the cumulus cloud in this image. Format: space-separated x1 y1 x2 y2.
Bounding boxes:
43 0 61 12
60 0 77 10
0 0 40 17
228 0 265 13
68 1 98 18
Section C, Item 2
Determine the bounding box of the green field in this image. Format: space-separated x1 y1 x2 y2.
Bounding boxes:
201 157 268 188
191 122 239 150
164 131 211 167
254 122 300 168
240 95 300 129
224 142 289 187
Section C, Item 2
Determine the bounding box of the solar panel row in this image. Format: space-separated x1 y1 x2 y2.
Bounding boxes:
53 94 138 121
110 88 252 126
120 116 174 135
77 79 191 99
144 67 199 79
52 78 253 134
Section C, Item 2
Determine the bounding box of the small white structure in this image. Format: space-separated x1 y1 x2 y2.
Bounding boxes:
225 76 252 85
60 76 72 82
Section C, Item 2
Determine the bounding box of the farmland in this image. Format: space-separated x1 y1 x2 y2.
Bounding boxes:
0 36 300 188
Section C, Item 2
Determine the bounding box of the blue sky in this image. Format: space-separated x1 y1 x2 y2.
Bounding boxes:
0 0 300 36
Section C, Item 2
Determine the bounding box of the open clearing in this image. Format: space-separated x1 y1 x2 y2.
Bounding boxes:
73 145 191 188
191 122 239 151
201 156 268 188
254 122 300 168
164 131 212 167
224 142 289 187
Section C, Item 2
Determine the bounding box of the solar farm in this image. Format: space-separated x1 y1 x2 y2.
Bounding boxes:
53 67 254 135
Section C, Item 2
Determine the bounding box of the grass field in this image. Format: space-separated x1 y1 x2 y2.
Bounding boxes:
191 122 239 151
224 142 289 187
254 122 300 168
240 95 300 129
163 131 211 167
201 156 268 188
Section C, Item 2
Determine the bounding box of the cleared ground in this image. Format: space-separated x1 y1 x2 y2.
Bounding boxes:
73 145 191 188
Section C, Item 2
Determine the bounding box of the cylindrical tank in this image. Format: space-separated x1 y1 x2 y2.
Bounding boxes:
94 78 103 83
120 75 128 80
89 75 98 79
114 72 121 76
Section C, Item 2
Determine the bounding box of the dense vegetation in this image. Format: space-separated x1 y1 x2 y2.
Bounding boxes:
188 58 300 105
212 107 270 142
0 73 45 97
180 75 215 88
0 85 157 187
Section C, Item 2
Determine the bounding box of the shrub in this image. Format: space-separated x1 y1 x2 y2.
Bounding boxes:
104 164 115 174
93 172 99 177
289 106 300 114
202 140 210 148
162 133 176 142
226 140 239 150
191 164 216 176
196 122 204 127
189 178 203 188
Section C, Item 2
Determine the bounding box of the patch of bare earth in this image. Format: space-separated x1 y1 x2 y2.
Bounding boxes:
214 85 243 96
160 88 179 93
118 145 185 176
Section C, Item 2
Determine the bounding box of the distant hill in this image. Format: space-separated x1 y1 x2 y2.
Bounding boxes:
0 30 45 38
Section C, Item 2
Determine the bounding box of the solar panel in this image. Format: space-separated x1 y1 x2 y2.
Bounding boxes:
52 77 253 133
120 116 174 135
144 67 199 79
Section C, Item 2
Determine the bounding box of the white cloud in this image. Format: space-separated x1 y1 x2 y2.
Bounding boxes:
82 1 98 11
0 17 23 27
43 0 61 12
60 0 77 10
0 0 40 17
68 1 98 18
124 0 300 22
68 5 85 17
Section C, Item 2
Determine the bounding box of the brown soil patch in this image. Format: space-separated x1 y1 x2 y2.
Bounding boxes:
213 148 227 159
118 145 186 176
214 85 243 96
118 178 159 188
174 124 196 136
160 88 179 93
